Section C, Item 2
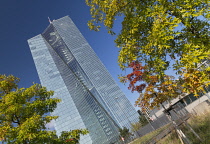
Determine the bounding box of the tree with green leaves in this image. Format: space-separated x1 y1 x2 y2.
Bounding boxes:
119 127 132 141
0 74 88 144
139 115 149 127
86 0 210 109
131 115 151 132
131 122 141 132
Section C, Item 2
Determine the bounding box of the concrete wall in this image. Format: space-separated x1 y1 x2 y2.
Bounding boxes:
151 94 210 119
190 99 210 115
185 95 209 113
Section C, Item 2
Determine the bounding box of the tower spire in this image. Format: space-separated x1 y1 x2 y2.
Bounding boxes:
48 17 52 23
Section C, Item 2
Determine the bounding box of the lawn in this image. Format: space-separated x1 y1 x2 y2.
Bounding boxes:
129 124 170 144
158 111 210 144
130 110 210 144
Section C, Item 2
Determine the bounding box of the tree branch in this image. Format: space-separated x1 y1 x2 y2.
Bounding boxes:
12 114 20 125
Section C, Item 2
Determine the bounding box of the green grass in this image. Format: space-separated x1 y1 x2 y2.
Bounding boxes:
182 111 210 144
158 111 210 144
130 124 170 144
130 111 210 144
157 130 182 144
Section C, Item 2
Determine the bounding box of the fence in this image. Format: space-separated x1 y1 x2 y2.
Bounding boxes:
120 102 190 144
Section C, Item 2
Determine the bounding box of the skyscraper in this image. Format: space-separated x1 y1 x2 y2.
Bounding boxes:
28 16 139 144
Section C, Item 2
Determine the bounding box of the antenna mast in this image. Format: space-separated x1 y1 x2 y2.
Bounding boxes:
48 17 52 23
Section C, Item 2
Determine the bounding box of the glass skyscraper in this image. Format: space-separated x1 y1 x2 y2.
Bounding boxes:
28 16 139 144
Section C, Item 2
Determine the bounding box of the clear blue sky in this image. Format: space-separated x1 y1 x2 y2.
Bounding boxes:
0 0 139 108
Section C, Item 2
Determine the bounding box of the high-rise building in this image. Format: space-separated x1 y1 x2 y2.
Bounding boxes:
28 16 139 144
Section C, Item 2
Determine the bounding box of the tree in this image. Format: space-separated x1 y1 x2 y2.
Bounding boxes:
119 127 131 141
139 115 149 127
131 110 151 132
131 122 141 132
131 115 151 132
86 0 210 108
0 75 88 144
120 61 183 109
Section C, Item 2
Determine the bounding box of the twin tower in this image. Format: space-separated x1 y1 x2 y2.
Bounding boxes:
28 16 139 144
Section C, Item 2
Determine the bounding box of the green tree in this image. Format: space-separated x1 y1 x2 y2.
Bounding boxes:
131 122 141 132
139 115 149 127
0 75 88 144
86 0 210 108
119 127 131 140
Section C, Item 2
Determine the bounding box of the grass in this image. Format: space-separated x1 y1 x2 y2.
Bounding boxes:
158 110 210 144
129 124 170 144
157 130 182 144
130 110 210 144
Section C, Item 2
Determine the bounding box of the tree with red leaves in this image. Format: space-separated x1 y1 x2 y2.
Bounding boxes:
126 61 146 93
120 61 183 111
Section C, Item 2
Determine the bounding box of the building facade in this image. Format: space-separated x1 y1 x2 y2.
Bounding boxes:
28 16 139 144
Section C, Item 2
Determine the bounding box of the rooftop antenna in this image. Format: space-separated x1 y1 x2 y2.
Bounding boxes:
48 17 52 24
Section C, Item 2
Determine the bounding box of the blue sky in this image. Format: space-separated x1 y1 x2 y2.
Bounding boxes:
0 1 139 107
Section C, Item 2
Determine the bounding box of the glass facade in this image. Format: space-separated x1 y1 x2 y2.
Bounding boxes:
28 16 139 144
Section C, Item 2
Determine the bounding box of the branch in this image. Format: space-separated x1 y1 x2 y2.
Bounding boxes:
12 114 20 125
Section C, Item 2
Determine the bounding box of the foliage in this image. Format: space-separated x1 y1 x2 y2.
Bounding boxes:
139 115 149 127
131 122 141 132
52 130 89 144
131 114 150 132
0 75 88 144
120 61 183 109
86 0 210 108
119 127 131 140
